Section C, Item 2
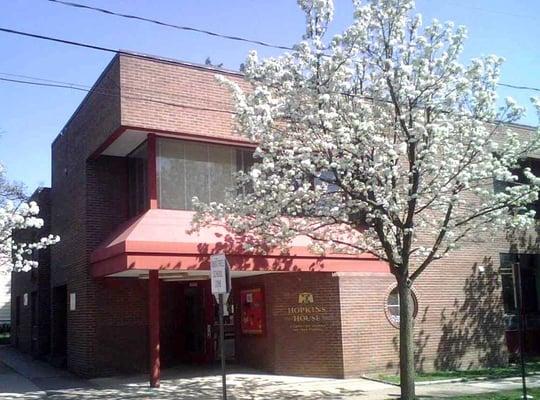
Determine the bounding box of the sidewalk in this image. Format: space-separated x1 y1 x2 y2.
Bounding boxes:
415 374 540 399
0 345 93 398
1 345 540 399
0 361 44 399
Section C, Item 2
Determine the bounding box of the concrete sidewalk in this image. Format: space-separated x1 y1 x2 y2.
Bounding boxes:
0 345 93 398
0 361 44 399
415 374 540 399
2 345 540 399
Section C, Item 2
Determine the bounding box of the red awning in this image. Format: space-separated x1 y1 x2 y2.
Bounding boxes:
90 209 389 277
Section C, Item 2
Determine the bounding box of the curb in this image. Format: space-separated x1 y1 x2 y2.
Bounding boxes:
361 375 399 387
367 371 540 387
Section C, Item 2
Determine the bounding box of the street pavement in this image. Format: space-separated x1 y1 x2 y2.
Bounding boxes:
1 345 539 399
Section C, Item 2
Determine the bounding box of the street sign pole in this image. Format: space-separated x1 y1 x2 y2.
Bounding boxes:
210 254 231 400
513 261 528 400
218 293 227 400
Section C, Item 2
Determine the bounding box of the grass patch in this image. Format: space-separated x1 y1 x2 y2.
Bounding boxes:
375 361 540 385
0 332 10 345
449 387 540 399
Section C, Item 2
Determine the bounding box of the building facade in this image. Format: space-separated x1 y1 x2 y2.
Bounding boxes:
10 53 540 386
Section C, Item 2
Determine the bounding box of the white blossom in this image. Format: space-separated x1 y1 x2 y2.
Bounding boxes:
193 0 540 276
0 162 60 274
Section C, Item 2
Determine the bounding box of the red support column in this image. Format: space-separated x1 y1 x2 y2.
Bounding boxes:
147 133 158 209
148 270 160 388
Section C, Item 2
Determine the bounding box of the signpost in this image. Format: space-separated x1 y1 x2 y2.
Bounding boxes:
513 261 529 400
210 254 231 400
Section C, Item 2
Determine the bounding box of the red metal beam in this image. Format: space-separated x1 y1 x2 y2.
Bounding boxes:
148 270 160 388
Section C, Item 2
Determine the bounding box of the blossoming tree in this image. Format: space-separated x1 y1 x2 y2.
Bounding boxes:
0 162 59 274
193 0 540 397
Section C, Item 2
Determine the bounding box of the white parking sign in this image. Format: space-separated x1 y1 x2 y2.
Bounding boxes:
210 254 231 295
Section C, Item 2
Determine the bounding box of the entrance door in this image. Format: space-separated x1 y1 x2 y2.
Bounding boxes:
183 283 214 363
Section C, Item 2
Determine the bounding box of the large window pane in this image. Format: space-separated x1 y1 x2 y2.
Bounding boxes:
157 138 251 210
184 141 210 209
208 143 235 205
158 139 186 210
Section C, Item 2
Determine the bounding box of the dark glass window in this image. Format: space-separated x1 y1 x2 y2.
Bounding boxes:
494 158 540 218
500 254 518 316
157 138 254 210
128 142 148 217
500 253 540 330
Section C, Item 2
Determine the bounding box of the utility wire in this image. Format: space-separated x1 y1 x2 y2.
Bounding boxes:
3 26 540 95
0 71 235 109
499 83 540 94
0 27 117 54
0 27 243 76
0 72 90 88
0 76 236 115
45 0 294 51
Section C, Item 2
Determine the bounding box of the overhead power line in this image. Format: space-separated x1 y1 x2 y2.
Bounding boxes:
0 71 235 109
0 26 244 75
2 26 540 96
0 26 540 92
46 0 294 51
498 83 540 94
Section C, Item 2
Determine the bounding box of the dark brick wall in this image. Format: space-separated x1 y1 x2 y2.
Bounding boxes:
94 278 148 374
50 56 123 377
10 272 35 354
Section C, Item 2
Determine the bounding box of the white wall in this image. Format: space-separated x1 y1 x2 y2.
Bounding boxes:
0 273 10 323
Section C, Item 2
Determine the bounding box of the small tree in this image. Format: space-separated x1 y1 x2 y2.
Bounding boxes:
0 162 59 274
193 0 540 398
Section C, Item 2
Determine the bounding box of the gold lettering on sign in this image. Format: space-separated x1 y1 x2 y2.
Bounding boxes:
286 293 331 332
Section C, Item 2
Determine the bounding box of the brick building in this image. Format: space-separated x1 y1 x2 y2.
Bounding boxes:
10 52 540 386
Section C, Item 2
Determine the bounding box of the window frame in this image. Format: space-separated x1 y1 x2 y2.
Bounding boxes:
384 284 419 329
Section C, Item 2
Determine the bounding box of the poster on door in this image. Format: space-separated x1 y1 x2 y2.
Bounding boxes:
240 287 265 335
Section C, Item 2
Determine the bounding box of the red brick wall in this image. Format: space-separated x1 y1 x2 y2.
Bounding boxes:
45 52 537 379
339 244 510 377
119 55 250 143
234 272 344 378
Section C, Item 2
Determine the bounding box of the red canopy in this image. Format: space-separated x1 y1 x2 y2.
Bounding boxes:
90 209 389 277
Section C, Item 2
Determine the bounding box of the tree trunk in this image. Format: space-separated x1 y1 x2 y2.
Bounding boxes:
398 277 415 399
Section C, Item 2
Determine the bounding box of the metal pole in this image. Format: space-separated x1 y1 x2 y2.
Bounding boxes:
514 262 527 400
218 293 227 400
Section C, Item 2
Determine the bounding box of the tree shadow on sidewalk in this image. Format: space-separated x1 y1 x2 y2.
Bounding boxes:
44 374 381 399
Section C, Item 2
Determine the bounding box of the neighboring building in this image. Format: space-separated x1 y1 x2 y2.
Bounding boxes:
10 53 540 387
10 188 52 359
0 274 10 323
